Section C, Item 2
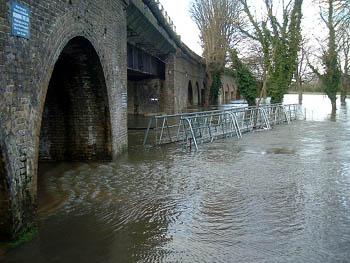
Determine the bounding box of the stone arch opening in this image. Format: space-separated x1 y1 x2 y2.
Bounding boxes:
188 81 193 106
39 36 112 162
196 82 200 106
221 87 225 104
225 84 229 103
201 82 205 106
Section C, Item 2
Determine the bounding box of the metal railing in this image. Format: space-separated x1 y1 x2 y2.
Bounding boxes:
180 111 242 150
143 104 300 150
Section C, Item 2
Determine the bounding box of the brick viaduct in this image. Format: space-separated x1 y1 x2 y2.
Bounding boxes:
0 0 237 241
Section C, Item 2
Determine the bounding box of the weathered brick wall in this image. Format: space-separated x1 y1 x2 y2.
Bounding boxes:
163 53 239 111
39 37 112 161
165 52 206 113
161 55 176 114
189 80 204 106
0 0 127 240
128 79 164 115
221 74 238 104
174 54 206 112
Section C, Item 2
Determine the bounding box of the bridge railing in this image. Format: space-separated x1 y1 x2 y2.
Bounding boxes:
143 109 226 146
143 104 300 150
154 0 177 33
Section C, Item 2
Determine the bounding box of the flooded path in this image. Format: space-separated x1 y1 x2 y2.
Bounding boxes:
3 95 350 262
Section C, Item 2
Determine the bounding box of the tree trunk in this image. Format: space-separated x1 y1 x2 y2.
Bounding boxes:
204 70 213 107
263 88 267 104
331 99 337 112
296 75 303 105
340 80 346 105
342 59 349 105
257 73 268 107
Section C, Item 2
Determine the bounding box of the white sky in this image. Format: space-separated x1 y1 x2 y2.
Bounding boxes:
158 0 326 57
159 0 202 55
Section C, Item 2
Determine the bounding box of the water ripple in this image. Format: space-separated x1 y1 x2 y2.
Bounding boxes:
4 97 350 263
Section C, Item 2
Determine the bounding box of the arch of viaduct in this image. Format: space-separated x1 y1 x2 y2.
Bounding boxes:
0 0 237 240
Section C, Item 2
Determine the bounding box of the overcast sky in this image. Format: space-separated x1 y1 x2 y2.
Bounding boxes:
158 0 325 57
159 0 202 55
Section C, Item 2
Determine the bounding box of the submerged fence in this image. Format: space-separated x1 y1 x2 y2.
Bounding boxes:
143 104 300 151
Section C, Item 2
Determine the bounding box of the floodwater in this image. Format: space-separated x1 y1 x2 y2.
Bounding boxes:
2 94 350 263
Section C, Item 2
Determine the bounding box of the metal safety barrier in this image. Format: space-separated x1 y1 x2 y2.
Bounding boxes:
143 104 300 150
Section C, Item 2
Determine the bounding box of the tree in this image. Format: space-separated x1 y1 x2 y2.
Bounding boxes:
241 46 265 82
190 0 241 105
228 49 259 106
210 71 223 104
238 0 303 104
339 27 350 104
309 0 342 112
336 0 350 30
295 37 312 104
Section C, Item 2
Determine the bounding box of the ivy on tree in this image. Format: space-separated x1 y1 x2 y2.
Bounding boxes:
309 0 343 112
210 71 223 104
228 49 258 106
239 0 303 104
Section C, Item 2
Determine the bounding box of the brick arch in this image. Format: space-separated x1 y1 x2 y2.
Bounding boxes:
225 84 230 103
231 84 236 100
0 0 132 241
32 15 118 186
38 36 112 162
35 28 108 164
0 5 127 241
201 82 206 106
33 29 114 209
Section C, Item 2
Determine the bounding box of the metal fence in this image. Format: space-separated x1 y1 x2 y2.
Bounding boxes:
143 104 300 151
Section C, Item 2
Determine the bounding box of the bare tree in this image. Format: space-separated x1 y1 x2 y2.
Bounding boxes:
295 37 313 104
240 41 265 82
190 0 242 106
336 0 350 30
317 0 350 29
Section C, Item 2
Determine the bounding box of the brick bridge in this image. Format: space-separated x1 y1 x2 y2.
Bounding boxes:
0 0 237 240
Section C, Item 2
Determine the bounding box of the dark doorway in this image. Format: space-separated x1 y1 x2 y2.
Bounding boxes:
201 82 206 106
188 81 193 106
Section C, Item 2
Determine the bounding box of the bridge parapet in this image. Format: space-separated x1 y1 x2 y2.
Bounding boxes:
153 0 177 34
127 0 177 56
128 0 204 63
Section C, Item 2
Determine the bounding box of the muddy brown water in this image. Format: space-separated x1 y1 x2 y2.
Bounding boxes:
2 95 350 262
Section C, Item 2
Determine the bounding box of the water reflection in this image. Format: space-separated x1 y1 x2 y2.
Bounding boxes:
3 94 350 263
284 94 350 122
